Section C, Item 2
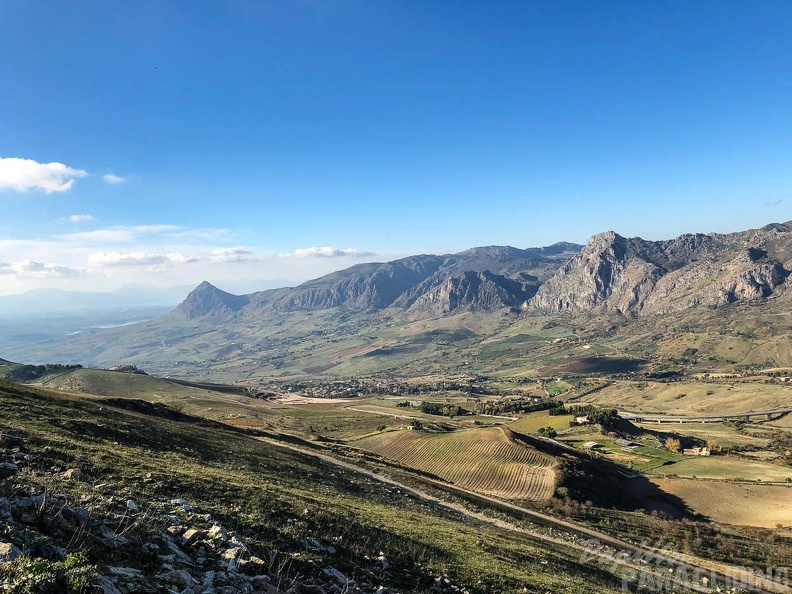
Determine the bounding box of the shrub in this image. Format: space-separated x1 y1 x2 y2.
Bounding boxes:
0 553 97 594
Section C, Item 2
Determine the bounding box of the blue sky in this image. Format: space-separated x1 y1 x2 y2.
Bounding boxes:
1 1 791 294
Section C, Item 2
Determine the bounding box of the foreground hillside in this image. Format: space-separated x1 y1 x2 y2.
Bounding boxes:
0 380 641 594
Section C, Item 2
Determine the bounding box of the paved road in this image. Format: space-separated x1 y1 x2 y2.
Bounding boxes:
619 408 792 423
253 433 790 594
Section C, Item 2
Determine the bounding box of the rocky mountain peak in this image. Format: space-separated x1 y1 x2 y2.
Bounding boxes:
174 282 250 320
530 223 792 316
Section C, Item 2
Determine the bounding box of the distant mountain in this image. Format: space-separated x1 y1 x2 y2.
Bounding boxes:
531 223 792 315
407 270 538 315
172 281 251 320
11 222 792 378
269 243 582 314
153 243 584 323
0 285 186 318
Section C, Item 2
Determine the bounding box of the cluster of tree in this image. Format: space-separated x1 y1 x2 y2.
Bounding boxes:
416 401 466 417
537 427 557 438
551 404 618 427
472 398 562 416
4 364 82 382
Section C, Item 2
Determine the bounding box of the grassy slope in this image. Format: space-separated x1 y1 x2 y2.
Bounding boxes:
579 379 792 416
0 380 626 594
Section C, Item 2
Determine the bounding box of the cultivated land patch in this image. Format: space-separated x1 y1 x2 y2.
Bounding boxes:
655 456 792 482
650 479 792 528
353 426 559 500
635 421 770 449
581 379 792 416
509 411 575 433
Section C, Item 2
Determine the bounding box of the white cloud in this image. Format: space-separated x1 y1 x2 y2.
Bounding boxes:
210 247 253 263
56 224 183 243
102 173 127 184
69 214 94 222
132 224 181 234
282 247 373 258
87 251 197 268
59 229 136 243
0 259 82 278
0 157 88 194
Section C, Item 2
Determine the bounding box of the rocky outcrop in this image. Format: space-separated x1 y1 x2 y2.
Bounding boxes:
530 232 665 314
530 224 792 316
172 281 251 320
408 270 538 315
274 256 447 311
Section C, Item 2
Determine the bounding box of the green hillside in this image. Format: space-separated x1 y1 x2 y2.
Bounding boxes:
0 380 626 594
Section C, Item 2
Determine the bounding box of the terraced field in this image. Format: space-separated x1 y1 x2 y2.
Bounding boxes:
354 426 559 500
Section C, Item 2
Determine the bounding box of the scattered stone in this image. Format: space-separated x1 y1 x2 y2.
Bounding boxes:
163 538 194 564
0 542 22 564
323 567 349 585
0 462 19 479
161 568 194 589
209 524 229 542
222 546 243 561
107 566 145 579
0 434 23 446
62 468 85 481
15 494 44 509
183 528 206 543
97 575 123 594
0 497 11 521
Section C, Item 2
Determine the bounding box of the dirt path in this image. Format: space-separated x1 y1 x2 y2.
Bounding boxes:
254 435 789 594
275 393 359 405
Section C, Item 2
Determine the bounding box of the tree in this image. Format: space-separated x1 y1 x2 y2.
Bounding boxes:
664 437 681 453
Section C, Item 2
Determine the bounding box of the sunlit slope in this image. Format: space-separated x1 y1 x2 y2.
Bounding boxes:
0 380 625 593
355 426 559 500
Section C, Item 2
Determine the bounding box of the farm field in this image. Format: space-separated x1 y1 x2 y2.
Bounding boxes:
509 411 574 433
353 426 559 500
562 434 682 474
768 414 792 430
635 421 772 449
655 456 792 482
579 379 792 415
650 478 792 528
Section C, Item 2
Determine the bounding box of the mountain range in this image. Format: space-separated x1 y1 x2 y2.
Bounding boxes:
7 221 792 378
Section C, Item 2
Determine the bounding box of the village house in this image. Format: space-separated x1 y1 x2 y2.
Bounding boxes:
682 446 711 456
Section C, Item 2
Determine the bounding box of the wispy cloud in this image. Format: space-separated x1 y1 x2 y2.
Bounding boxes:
0 157 88 194
0 259 82 278
102 173 127 184
87 251 198 268
69 214 94 222
56 224 183 243
210 247 254 263
281 247 373 258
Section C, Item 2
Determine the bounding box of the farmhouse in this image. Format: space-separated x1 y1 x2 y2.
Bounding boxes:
575 415 590 424
683 446 711 456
